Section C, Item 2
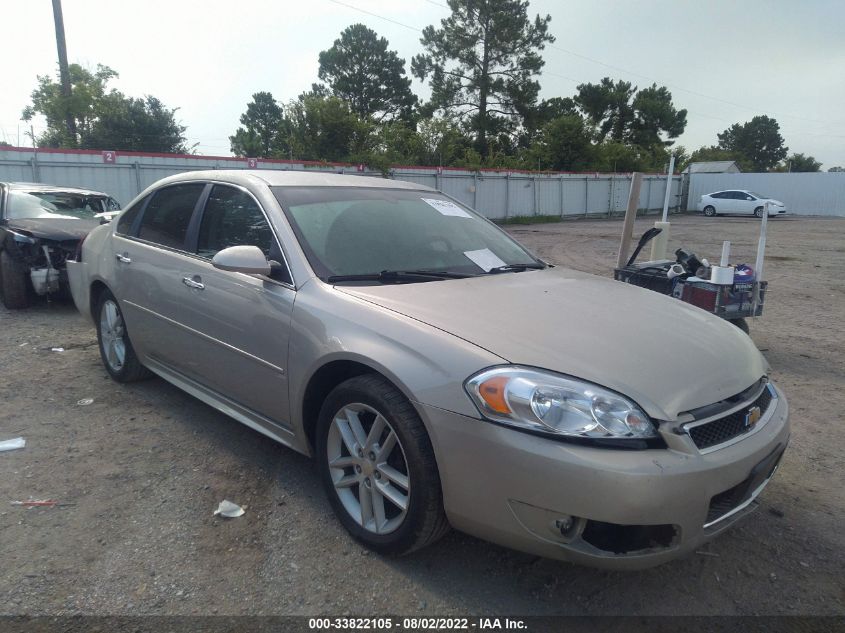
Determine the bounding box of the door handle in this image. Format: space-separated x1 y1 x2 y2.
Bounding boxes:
115 253 131 264
182 276 205 290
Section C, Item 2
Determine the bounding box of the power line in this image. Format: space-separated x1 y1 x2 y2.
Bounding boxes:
326 0 422 32
418 0 842 128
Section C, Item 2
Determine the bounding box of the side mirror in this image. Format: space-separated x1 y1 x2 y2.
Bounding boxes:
212 245 271 276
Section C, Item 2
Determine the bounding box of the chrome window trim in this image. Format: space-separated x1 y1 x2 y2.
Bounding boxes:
684 383 778 454
114 180 296 290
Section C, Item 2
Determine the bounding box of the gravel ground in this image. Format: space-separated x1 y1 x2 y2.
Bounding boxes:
0 214 842 616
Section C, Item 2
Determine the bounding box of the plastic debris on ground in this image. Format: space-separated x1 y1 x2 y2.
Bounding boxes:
213 500 245 518
0 437 26 452
51 347 64 353
77 398 94 406
11 499 58 507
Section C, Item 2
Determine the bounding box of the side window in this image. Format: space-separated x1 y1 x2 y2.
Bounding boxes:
137 183 205 249
197 185 291 284
197 185 273 257
710 192 724 199
116 194 149 235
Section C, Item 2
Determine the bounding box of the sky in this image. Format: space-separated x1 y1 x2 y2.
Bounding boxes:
2 0 844 168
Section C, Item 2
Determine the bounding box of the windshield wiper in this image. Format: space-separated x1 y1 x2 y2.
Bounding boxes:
326 269 475 284
486 262 547 274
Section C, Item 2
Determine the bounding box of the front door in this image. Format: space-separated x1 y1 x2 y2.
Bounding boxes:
174 184 295 429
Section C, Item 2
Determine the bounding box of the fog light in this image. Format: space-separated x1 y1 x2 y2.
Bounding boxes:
550 515 575 538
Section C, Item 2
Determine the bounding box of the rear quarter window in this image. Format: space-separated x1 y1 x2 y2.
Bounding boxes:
115 195 150 236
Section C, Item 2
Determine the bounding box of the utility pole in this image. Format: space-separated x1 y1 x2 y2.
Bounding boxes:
51 0 77 144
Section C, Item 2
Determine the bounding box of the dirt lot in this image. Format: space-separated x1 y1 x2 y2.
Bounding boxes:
0 214 843 616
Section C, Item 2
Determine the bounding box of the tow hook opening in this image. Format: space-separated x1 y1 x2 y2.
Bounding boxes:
581 520 678 554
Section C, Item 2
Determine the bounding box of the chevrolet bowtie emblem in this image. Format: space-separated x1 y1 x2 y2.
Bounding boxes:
745 406 762 428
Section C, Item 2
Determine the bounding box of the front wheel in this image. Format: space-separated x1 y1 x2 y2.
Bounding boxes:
754 207 764 218
703 206 716 217
316 374 449 555
96 289 152 382
0 249 31 309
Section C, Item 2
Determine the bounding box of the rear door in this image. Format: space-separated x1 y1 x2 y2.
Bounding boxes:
112 182 208 369
172 183 295 428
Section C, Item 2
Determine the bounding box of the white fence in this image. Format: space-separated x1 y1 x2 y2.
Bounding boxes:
687 172 845 216
0 147 683 220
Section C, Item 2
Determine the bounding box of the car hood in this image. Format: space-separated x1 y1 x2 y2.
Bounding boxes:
337 268 767 420
4 218 100 242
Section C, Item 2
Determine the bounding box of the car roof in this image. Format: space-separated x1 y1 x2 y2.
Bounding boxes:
2 182 113 197
148 170 435 191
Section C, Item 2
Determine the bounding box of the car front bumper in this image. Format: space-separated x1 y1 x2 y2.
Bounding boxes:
418 385 789 570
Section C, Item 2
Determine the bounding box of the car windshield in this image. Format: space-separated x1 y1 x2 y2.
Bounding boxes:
5 190 118 220
747 192 765 199
273 186 542 280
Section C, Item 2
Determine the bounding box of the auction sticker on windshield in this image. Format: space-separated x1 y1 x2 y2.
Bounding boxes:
421 198 473 218
464 248 506 272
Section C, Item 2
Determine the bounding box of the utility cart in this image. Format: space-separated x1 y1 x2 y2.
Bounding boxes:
613 262 767 333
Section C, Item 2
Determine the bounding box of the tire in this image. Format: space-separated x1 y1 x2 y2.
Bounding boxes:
754 207 764 218
95 289 152 382
730 318 750 334
316 374 449 556
703 206 716 217
0 249 31 309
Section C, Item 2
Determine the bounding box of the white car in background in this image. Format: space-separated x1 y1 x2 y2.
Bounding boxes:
698 190 787 218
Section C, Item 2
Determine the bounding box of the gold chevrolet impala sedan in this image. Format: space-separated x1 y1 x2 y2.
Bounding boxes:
68 170 789 569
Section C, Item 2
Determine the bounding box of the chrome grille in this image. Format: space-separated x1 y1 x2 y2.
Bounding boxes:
688 386 774 450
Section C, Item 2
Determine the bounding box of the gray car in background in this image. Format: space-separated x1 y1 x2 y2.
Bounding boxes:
67 170 789 569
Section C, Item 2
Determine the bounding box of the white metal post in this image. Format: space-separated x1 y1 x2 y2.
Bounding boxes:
753 202 769 309
661 154 675 222
651 154 675 260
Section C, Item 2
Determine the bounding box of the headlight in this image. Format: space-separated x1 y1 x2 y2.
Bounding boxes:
465 367 657 441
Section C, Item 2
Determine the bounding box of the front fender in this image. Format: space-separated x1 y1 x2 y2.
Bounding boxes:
287 280 504 448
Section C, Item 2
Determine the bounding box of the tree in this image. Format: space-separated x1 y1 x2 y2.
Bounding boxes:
526 115 593 171
575 78 635 143
285 93 372 163
782 152 821 172
412 0 554 158
84 95 189 153
591 141 643 173
717 115 787 172
229 92 284 157
22 63 188 152
574 78 686 147
317 24 417 122
829 166 845 172
416 117 473 166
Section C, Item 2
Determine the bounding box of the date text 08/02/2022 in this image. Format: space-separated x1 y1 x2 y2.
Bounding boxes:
308 617 528 630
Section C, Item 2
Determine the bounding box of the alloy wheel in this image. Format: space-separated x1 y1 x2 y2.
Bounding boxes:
326 403 410 535
99 299 127 372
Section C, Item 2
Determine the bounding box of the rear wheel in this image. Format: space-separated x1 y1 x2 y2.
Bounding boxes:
316 374 449 556
96 289 152 382
703 206 716 217
0 249 31 309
